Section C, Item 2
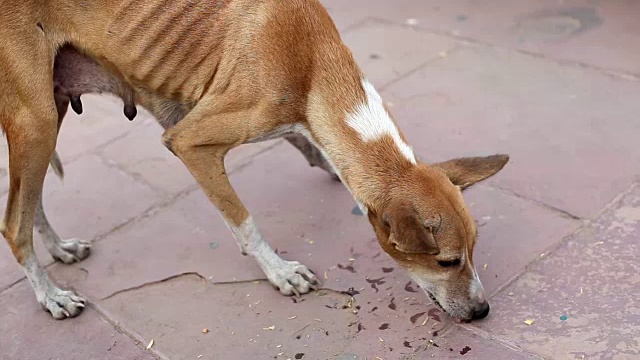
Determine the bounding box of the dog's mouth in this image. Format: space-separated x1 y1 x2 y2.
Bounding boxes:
424 290 471 323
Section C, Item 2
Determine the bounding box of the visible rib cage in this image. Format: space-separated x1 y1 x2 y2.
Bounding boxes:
106 0 228 101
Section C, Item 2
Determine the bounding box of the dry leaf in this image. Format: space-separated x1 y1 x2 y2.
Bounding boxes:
202 328 209 334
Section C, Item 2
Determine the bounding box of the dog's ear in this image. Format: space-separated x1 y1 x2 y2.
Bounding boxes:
433 154 509 190
382 203 440 255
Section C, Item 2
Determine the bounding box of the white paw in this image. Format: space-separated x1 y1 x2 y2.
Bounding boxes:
265 260 320 296
36 287 86 320
49 238 91 264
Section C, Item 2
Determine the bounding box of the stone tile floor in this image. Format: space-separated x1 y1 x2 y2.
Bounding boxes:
1 1 639 359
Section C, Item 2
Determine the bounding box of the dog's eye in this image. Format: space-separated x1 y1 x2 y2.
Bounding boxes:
437 259 461 268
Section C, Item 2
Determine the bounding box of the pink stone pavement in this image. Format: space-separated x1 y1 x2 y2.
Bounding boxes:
1 1 639 359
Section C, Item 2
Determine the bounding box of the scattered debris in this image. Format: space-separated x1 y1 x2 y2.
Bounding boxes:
438 51 448 58
524 319 535 325
421 317 429 326
388 297 397 311
593 241 604 246
357 323 365 332
197 355 203 359
288 316 297 320
404 281 418 293
483 264 488 270
369 53 381 60
410 312 426 324
341 287 360 296
508 292 514 297
295 353 305 359
427 309 441 322
460 346 471 355
366 277 386 292
202 328 209 334
379 323 390 330
560 315 568 321
314 319 322 322
337 263 356 273
146 340 154 350
263 325 276 330
382 267 394 273
378 337 384 342
208 242 219 249
403 340 412 348
406 18 419 26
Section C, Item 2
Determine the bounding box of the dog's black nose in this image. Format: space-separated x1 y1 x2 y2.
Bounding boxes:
472 302 490 320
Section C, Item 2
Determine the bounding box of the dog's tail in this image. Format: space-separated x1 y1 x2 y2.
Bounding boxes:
49 151 64 179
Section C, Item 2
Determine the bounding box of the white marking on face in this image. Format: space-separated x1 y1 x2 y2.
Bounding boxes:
346 79 417 164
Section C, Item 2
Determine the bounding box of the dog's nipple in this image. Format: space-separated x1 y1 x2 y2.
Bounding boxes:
70 95 83 115
124 103 137 121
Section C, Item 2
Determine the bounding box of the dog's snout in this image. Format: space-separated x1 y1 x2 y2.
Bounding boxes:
472 301 490 320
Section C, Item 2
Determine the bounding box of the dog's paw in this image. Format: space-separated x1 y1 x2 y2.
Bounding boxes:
266 260 320 296
36 287 86 320
49 238 91 264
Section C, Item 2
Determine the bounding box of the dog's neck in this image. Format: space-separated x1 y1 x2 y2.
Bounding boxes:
306 74 417 211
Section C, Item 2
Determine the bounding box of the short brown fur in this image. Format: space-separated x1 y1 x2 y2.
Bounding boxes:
0 0 508 321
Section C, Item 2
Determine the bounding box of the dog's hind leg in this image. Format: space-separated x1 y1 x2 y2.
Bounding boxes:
284 134 340 181
33 96 92 264
0 40 85 319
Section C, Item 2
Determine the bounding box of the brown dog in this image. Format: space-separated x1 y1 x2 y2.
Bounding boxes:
0 0 508 321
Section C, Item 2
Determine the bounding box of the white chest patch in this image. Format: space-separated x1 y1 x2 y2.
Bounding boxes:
346 79 417 164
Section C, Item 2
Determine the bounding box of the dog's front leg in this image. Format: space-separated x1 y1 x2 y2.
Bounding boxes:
162 107 320 296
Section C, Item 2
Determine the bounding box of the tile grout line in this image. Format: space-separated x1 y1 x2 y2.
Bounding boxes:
487 183 582 220
365 17 640 82
486 181 637 299
378 45 465 93
87 297 170 360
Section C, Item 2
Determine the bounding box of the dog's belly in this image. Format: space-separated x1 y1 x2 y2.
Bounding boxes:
97 0 233 103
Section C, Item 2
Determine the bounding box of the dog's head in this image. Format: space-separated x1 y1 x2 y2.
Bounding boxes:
367 154 509 322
